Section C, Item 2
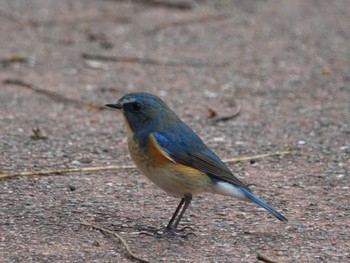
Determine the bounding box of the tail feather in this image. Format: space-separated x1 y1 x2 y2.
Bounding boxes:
240 187 288 222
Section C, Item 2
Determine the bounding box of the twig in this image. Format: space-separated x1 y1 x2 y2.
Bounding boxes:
223 149 294 164
81 221 150 263
211 97 242 123
0 165 136 180
133 0 192 10
3 79 105 110
1 55 27 66
0 150 294 180
0 8 129 28
257 253 282 263
81 53 229 67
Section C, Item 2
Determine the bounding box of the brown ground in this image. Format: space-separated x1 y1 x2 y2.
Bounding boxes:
1 0 349 262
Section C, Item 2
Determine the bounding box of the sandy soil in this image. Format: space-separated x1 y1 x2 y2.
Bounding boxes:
0 0 349 262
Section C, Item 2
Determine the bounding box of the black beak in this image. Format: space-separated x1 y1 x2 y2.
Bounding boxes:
105 103 122 109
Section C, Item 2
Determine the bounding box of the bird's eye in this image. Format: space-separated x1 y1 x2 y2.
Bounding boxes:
123 102 143 112
132 102 142 112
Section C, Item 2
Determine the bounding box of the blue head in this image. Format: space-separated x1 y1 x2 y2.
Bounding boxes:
106 92 180 133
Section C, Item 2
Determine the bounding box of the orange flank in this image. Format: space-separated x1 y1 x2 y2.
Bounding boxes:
148 134 175 165
149 134 212 186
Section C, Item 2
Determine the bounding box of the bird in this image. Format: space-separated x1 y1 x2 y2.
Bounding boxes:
106 92 287 238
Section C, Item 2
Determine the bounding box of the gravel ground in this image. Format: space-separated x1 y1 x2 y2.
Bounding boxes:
0 0 349 262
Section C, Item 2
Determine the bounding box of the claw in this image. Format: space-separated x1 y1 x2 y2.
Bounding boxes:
138 225 196 238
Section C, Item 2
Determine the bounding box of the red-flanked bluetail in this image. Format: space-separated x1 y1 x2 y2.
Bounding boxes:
106 92 287 238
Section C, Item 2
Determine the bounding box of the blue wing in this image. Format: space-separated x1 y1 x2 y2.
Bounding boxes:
152 122 251 191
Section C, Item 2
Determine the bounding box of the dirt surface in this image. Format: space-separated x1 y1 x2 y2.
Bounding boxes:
1 0 349 262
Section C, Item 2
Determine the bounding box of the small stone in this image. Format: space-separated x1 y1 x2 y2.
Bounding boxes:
298 140 306 145
68 185 76 191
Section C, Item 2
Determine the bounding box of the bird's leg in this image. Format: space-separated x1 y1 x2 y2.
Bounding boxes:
140 194 195 238
165 198 185 230
138 198 184 232
168 194 195 237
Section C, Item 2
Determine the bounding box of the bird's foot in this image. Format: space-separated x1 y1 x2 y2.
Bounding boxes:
138 225 196 238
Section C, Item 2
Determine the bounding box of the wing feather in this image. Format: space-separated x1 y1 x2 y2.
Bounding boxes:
152 128 250 191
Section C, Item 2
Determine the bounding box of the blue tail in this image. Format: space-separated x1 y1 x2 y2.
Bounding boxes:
240 187 288 222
